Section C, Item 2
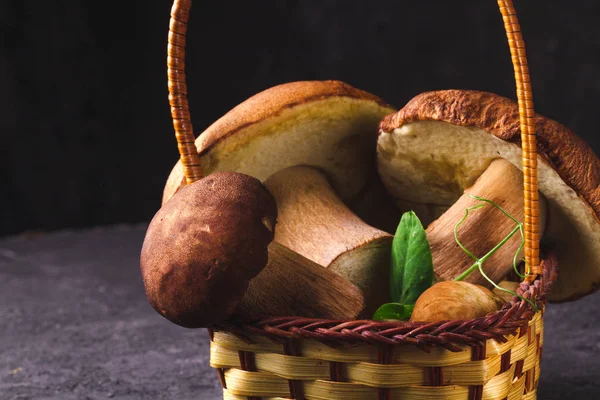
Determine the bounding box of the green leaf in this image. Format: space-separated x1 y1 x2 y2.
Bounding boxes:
373 303 415 321
390 211 434 306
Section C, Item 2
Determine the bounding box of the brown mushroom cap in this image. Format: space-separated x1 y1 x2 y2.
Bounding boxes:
162 80 395 217
377 90 600 302
410 281 505 323
140 172 277 328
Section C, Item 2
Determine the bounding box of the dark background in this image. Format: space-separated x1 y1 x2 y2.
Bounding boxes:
2 0 600 237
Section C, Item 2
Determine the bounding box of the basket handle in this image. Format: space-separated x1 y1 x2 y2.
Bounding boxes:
167 0 203 184
166 0 542 281
497 0 541 281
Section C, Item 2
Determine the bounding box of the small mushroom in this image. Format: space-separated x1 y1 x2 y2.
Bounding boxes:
378 90 600 301
265 166 393 316
140 172 364 328
410 281 505 323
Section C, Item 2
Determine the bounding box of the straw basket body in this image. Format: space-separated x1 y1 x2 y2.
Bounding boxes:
210 311 544 400
204 256 557 400
164 0 551 399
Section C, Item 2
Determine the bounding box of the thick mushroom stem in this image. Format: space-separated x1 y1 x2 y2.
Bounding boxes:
265 166 393 316
234 242 364 320
426 158 547 288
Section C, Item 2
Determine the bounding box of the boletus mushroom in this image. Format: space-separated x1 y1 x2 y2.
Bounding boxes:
141 172 277 327
162 80 400 231
161 80 402 313
377 90 600 301
141 172 364 328
410 281 506 323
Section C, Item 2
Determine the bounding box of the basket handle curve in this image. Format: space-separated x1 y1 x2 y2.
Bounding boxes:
166 0 542 280
167 0 202 184
497 0 541 281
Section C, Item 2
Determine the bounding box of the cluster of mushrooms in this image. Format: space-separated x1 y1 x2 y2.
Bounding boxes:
140 81 600 329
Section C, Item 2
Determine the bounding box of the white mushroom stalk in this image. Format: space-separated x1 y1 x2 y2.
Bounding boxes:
425 158 547 288
265 166 393 316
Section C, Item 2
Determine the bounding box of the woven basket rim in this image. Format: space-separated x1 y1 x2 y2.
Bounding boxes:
212 253 557 350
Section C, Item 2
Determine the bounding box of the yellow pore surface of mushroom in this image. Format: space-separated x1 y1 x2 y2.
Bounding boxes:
410 281 506 323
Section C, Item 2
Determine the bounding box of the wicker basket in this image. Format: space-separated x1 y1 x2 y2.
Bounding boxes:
166 1 556 399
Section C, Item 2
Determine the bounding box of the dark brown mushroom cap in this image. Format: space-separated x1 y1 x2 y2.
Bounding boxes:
377 90 600 302
379 90 600 216
140 172 277 328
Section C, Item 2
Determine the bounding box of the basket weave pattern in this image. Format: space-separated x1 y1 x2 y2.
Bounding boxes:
211 312 542 399
207 263 555 400
165 0 550 399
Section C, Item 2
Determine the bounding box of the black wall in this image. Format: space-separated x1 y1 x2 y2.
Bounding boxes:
3 0 600 237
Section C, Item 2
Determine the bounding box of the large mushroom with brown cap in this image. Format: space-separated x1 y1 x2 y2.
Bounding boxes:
377 90 600 301
162 80 399 231
161 80 401 313
141 172 365 328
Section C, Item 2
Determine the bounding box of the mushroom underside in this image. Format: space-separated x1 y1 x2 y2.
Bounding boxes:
164 96 398 232
165 97 390 202
378 120 600 302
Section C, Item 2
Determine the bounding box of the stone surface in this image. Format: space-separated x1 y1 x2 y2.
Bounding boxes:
0 225 598 399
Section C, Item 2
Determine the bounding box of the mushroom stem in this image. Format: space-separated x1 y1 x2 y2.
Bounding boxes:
265 166 393 316
234 241 365 320
426 158 547 288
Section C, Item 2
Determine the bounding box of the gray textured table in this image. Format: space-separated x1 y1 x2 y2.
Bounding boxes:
1 225 598 399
